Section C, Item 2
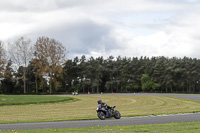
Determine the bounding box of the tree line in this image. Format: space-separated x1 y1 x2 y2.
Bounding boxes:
0 37 200 94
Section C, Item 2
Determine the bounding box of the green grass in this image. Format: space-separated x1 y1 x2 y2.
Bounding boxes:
0 95 200 123
0 95 78 106
1 121 200 133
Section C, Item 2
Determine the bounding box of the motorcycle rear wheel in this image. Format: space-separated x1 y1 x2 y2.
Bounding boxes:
114 110 121 119
97 111 106 120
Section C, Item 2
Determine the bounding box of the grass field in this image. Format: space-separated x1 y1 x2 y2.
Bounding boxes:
1 121 200 133
0 94 200 123
0 95 77 106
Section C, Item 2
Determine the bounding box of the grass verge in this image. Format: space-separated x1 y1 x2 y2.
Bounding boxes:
1 121 200 133
0 95 78 106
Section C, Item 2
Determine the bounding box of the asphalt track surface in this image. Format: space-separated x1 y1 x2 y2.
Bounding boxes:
1 93 200 130
118 93 200 102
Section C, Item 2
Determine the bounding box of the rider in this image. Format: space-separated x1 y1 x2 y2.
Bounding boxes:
97 99 109 117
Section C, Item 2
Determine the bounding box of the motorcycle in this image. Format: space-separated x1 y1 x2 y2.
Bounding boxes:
72 91 78 95
96 105 121 120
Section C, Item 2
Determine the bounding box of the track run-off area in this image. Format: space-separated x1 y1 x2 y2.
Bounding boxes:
0 93 200 130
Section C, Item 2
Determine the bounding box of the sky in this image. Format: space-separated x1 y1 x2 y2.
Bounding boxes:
1 0 200 59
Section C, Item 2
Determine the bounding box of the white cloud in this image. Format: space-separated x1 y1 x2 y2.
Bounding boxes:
107 11 200 58
1 0 200 59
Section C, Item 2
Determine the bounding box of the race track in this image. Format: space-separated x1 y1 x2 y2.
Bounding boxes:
0 93 200 131
126 93 200 101
1 113 200 130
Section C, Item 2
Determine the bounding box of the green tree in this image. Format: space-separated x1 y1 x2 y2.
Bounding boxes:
141 74 157 92
152 57 167 92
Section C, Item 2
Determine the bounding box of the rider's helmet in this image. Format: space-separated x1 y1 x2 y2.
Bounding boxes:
97 99 102 104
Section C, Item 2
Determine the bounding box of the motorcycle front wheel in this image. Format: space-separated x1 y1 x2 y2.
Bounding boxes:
97 111 106 120
114 110 121 119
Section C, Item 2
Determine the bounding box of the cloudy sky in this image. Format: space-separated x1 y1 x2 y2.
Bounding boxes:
1 0 200 59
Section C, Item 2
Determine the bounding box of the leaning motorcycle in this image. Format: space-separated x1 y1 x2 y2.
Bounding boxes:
96 106 121 120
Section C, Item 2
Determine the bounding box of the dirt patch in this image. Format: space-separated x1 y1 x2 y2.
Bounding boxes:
1 98 6 101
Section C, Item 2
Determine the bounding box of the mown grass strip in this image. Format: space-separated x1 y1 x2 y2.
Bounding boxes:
1 121 200 133
0 95 79 106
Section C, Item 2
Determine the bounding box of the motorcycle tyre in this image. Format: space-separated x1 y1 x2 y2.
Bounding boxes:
97 111 106 120
114 110 121 119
